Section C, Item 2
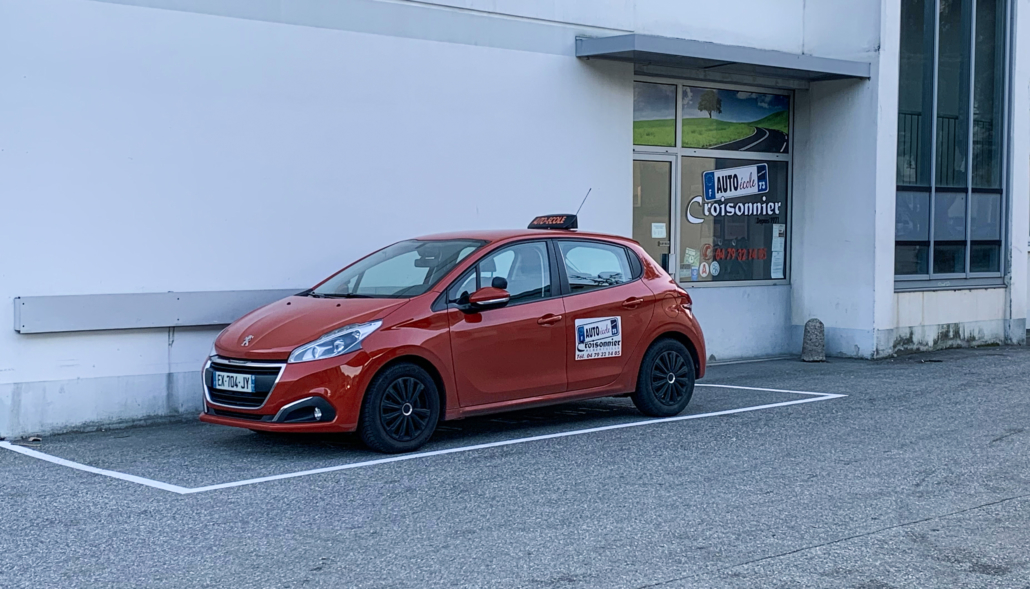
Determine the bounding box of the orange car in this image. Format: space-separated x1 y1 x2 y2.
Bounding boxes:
200 215 706 453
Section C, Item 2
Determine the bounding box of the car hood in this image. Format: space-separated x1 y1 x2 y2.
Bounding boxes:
214 296 409 360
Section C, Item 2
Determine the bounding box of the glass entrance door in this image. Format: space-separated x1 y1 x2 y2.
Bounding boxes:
632 158 675 273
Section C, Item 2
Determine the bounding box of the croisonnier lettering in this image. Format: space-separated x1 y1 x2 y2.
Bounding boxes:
696 198 782 224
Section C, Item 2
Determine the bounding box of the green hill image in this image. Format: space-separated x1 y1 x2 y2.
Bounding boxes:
633 119 675 147
635 110 789 149
679 110 789 149
750 110 789 133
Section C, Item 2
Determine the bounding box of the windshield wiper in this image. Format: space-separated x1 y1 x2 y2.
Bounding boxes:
320 293 375 299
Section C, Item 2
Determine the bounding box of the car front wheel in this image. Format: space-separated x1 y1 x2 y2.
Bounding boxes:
631 338 695 417
359 363 441 453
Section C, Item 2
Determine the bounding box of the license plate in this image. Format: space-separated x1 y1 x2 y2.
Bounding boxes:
213 371 255 393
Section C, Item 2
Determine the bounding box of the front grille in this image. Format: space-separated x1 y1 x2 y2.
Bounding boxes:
209 408 274 421
205 357 284 409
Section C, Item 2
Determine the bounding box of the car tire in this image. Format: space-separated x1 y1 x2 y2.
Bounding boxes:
631 338 695 417
359 363 441 454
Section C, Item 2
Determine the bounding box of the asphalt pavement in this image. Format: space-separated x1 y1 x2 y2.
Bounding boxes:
1 346 1029 588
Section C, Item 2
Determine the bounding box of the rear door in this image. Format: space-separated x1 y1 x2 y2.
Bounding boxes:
555 239 655 392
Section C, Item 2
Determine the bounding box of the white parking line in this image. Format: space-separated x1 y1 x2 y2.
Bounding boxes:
0 441 192 494
0 385 845 495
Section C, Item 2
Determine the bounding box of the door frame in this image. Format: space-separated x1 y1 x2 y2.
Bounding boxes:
632 153 680 275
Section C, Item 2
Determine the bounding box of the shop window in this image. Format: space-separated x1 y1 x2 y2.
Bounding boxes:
633 80 792 287
681 87 790 153
895 0 1007 281
680 159 789 283
633 82 676 147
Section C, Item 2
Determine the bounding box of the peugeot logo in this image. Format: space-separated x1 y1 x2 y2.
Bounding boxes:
241 335 254 347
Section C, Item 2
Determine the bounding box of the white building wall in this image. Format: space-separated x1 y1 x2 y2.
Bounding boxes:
0 0 633 436
790 0 887 357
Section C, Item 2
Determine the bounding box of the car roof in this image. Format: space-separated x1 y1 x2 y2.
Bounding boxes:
414 229 639 246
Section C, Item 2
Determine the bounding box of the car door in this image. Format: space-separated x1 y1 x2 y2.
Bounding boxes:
447 240 567 407
555 239 656 392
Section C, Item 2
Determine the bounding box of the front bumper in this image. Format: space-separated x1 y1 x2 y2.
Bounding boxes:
199 352 372 433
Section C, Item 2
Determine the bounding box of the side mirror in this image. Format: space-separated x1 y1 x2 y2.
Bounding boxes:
466 287 510 312
491 276 508 290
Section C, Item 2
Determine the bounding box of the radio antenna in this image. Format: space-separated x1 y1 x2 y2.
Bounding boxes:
575 188 592 216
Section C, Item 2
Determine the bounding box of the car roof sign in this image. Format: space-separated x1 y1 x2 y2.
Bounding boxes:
527 214 578 230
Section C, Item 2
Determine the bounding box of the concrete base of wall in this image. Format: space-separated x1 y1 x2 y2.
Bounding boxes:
889 319 1019 354
0 371 202 439
790 318 1026 360
691 285 792 362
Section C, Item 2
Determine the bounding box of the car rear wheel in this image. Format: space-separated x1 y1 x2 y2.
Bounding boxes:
631 338 695 417
359 363 440 453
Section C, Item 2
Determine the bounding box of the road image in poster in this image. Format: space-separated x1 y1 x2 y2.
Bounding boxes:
681 87 790 153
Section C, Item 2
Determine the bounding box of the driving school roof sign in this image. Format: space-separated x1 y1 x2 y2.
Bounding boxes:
703 164 768 201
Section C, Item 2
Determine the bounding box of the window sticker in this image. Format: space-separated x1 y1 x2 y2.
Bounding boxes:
681 86 790 153
575 317 622 360
680 158 788 282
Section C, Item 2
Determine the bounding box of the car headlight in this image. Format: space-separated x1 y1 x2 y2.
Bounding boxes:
288 320 382 364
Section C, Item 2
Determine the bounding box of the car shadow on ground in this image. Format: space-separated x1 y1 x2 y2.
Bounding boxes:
222 396 645 454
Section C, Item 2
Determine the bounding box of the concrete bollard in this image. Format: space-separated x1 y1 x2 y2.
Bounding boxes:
801 318 825 362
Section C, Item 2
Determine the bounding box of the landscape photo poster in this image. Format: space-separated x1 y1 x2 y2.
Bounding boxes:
680 87 790 153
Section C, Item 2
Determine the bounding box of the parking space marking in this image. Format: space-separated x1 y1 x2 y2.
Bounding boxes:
0 441 192 494
0 385 845 495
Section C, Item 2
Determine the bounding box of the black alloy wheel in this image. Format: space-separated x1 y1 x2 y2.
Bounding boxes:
380 376 431 442
359 363 440 453
631 338 695 417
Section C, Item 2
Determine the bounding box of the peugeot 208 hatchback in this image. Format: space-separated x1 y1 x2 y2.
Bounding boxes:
200 215 706 453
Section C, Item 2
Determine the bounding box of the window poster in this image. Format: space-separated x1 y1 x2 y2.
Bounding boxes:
681 87 790 153
679 158 789 282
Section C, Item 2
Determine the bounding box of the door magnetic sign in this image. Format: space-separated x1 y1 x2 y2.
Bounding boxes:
575 317 622 360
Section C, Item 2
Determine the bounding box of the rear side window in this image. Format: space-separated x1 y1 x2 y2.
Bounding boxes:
558 241 633 293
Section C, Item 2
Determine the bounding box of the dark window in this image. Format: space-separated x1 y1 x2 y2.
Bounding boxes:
558 241 633 293
973 0 1006 189
895 0 1007 279
898 0 935 186
895 190 931 275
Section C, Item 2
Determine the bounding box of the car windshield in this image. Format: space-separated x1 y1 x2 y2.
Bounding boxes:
311 239 485 299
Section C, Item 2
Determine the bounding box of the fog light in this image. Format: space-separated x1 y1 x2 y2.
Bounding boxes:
313 407 322 421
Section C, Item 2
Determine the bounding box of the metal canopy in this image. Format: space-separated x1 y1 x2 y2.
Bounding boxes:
576 34 870 82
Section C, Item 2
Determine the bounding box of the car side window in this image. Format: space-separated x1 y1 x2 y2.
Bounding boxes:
449 242 552 305
448 270 478 303
483 242 551 303
558 241 633 294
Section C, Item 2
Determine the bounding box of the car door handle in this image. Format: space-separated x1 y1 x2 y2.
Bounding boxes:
622 297 645 309
537 314 563 326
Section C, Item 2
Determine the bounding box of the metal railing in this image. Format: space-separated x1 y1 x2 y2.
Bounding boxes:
897 111 922 185
897 114 996 189
935 114 961 187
